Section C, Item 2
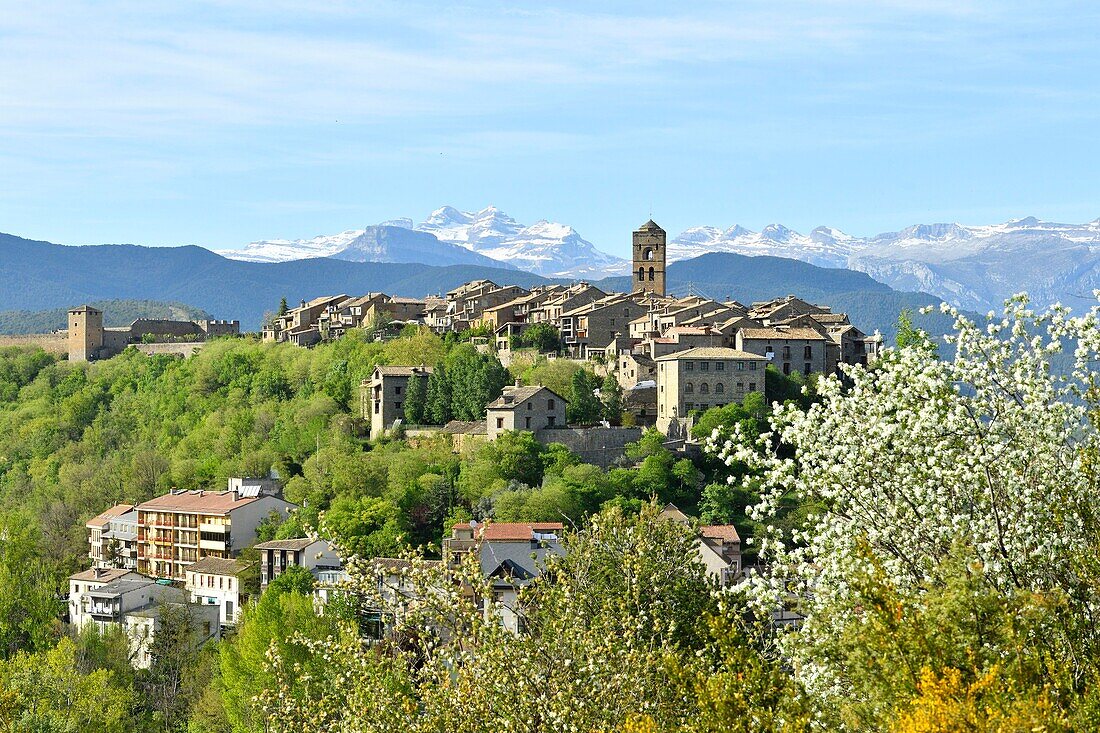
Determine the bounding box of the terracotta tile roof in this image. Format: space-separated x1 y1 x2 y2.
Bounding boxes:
87 503 135 528
137 490 259 514
451 521 564 541
655 347 767 361
186 557 245 576
70 567 139 583
701 525 741 543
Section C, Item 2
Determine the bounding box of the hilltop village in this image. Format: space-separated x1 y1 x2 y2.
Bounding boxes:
59 220 882 673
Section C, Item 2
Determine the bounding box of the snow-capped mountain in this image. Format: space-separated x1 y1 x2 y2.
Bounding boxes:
406 206 627 278
670 217 1100 312
222 206 627 278
668 224 861 268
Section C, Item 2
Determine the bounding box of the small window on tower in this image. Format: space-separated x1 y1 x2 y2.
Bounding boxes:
638 267 645 281
644 248 654 261
648 267 655 281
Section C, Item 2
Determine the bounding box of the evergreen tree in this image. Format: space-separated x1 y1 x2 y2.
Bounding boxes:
568 370 602 425
600 373 623 425
425 363 452 425
403 374 427 425
447 346 508 421
277 297 289 316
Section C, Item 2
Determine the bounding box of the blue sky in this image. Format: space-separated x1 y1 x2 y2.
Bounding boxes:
1 1 1098 258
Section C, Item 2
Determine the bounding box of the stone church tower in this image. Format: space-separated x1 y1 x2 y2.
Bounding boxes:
633 219 666 297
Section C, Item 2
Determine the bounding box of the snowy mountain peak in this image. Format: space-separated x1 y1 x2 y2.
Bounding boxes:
761 224 796 242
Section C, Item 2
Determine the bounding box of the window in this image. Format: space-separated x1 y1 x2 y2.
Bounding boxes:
804 362 812 375
648 267 655 281
804 345 813 359
644 247 654 261
685 382 694 393
548 399 555 410
700 362 709 372
716 383 724 394
395 401 402 410
496 417 504 429
638 267 645 281
782 346 791 359
700 383 709 394
610 319 615 326
782 362 791 375
737 382 744 391
685 361 694 371
374 401 380 414
527 402 532 410
748 382 756 391
750 362 758 371
716 362 724 371
525 416 532 429
547 416 556 427
395 386 402 395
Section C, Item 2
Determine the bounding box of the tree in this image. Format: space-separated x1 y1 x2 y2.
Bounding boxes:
0 637 135 731
519 323 561 353
140 603 206 728
425 363 453 425
895 308 939 356
278 297 289 316
567 369 602 425
446 346 508 421
600 373 623 425
716 296 1100 726
402 373 427 425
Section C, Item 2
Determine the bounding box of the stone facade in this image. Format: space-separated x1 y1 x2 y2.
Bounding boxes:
632 219 666 297
67 305 239 362
365 365 433 439
656 347 768 436
485 385 567 440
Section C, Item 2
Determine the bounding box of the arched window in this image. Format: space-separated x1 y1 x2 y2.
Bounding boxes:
644 248 654 261
804 344 813 359
699 383 710 394
685 381 694 393
648 266 655 281
715 382 724 394
638 267 645 281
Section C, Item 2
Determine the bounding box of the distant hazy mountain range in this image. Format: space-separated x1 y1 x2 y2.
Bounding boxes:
224 208 1100 312
0 230 950 340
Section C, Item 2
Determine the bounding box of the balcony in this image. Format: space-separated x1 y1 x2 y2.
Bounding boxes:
199 538 227 551
198 522 227 535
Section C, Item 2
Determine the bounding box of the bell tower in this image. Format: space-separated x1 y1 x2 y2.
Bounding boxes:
632 219 666 297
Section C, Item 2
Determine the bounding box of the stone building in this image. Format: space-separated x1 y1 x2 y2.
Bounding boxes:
485 385 567 440
365 365 433 439
633 219 667 297
655 347 768 436
735 325 828 376
68 305 240 362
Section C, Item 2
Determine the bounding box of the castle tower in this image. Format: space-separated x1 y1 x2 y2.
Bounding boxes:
68 305 104 362
633 219 666 297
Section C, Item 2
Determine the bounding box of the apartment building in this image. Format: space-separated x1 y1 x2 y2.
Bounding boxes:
136 489 295 581
68 567 144 627
655 347 768 435
87 503 138 570
70 576 219 669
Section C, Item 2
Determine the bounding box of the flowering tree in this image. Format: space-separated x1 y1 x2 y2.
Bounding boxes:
710 295 1100 725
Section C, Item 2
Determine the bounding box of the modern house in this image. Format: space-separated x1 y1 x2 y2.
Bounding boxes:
444 520 564 633
184 556 247 626
253 537 343 591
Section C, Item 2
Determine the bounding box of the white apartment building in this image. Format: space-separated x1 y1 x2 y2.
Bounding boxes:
185 556 246 626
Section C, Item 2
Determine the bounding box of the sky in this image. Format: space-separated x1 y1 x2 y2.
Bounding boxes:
1 0 1098 258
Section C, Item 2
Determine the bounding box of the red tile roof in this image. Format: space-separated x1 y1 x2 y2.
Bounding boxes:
701 525 741 543
69 567 139 583
86 503 135 527
452 521 564 541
